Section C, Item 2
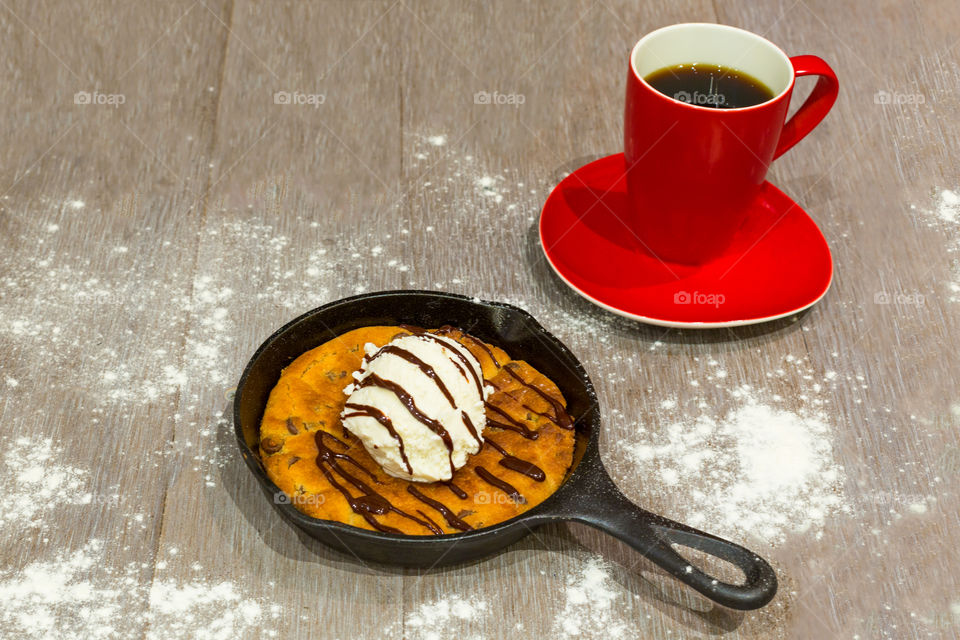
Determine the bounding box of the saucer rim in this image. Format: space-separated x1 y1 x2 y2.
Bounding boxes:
538 153 834 329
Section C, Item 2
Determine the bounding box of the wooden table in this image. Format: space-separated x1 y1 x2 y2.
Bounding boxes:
2 1 958 638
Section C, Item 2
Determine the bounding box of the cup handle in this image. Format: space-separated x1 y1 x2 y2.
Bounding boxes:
773 55 839 160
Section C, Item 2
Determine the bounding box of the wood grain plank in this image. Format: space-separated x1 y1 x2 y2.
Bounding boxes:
713 1 960 638
0 1 230 638
148 2 407 639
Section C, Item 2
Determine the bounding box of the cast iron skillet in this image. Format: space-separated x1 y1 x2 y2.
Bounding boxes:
234 290 778 610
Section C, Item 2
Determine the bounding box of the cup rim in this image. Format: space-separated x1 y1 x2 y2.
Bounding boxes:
629 22 795 113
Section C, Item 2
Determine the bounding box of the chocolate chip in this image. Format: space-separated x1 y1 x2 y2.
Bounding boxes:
287 456 301 468
285 418 299 435
261 438 282 454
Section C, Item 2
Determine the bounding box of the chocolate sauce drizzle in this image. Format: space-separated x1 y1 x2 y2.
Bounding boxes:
349 331 488 476
488 378 561 425
460 411 482 446
407 485 473 531
409 330 485 397
356 373 456 475
476 466 526 503
485 402 539 439
314 429 533 533
343 402 413 476
447 329 502 369
443 481 468 499
486 438 546 482
315 431 380 482
448 358 470 386
313 431 441 535
415 510 442 532
502 364 574 429
377 344 456 407
396 324 424 334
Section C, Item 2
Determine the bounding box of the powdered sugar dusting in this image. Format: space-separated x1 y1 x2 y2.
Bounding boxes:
936 188 959 223
0 541 270 640
0 541 133 640
0 213 394 409
402 595 488 640
147 578 264 640
475 175 504 203
1 437 90 533
623 368 848 545
914 188 960 300
392 557 636 639
554 558 628 639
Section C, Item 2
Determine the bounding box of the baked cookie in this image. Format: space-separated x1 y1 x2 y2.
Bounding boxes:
259 325 576 535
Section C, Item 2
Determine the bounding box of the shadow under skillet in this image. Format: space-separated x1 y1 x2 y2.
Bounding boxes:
214 401 748 634
557 522 747 635
526 157 808 346
455 518 746 635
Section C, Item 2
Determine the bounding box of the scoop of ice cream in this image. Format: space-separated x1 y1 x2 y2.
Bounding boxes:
340 332 488 482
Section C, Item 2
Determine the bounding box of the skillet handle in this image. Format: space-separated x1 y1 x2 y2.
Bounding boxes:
551 460 777 610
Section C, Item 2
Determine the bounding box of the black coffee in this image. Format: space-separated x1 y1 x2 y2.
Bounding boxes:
644 63 775 109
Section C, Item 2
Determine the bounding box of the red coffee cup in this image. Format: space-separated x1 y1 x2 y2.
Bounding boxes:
624 23 838 264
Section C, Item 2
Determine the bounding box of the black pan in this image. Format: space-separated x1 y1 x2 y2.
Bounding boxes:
233 290 778 610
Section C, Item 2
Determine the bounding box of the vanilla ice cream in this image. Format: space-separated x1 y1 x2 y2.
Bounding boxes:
340 332 489 482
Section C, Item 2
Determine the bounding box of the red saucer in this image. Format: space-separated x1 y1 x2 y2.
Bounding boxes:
539 153 832 328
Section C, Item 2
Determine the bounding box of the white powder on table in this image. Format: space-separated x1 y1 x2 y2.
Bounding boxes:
398 559 630 640
147 578 264 640
913 188 960 301
475 175 504 203
0 437 91 534
935 188 959 223
402 595 488 640
0 213 404 409
554 558 627 639
0 541 270 640
624 384 847 546
0 540 132 640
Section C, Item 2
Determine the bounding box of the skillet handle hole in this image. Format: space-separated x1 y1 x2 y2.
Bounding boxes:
669 542 747 586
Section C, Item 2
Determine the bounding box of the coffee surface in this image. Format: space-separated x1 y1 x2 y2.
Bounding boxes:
645 63 775 109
